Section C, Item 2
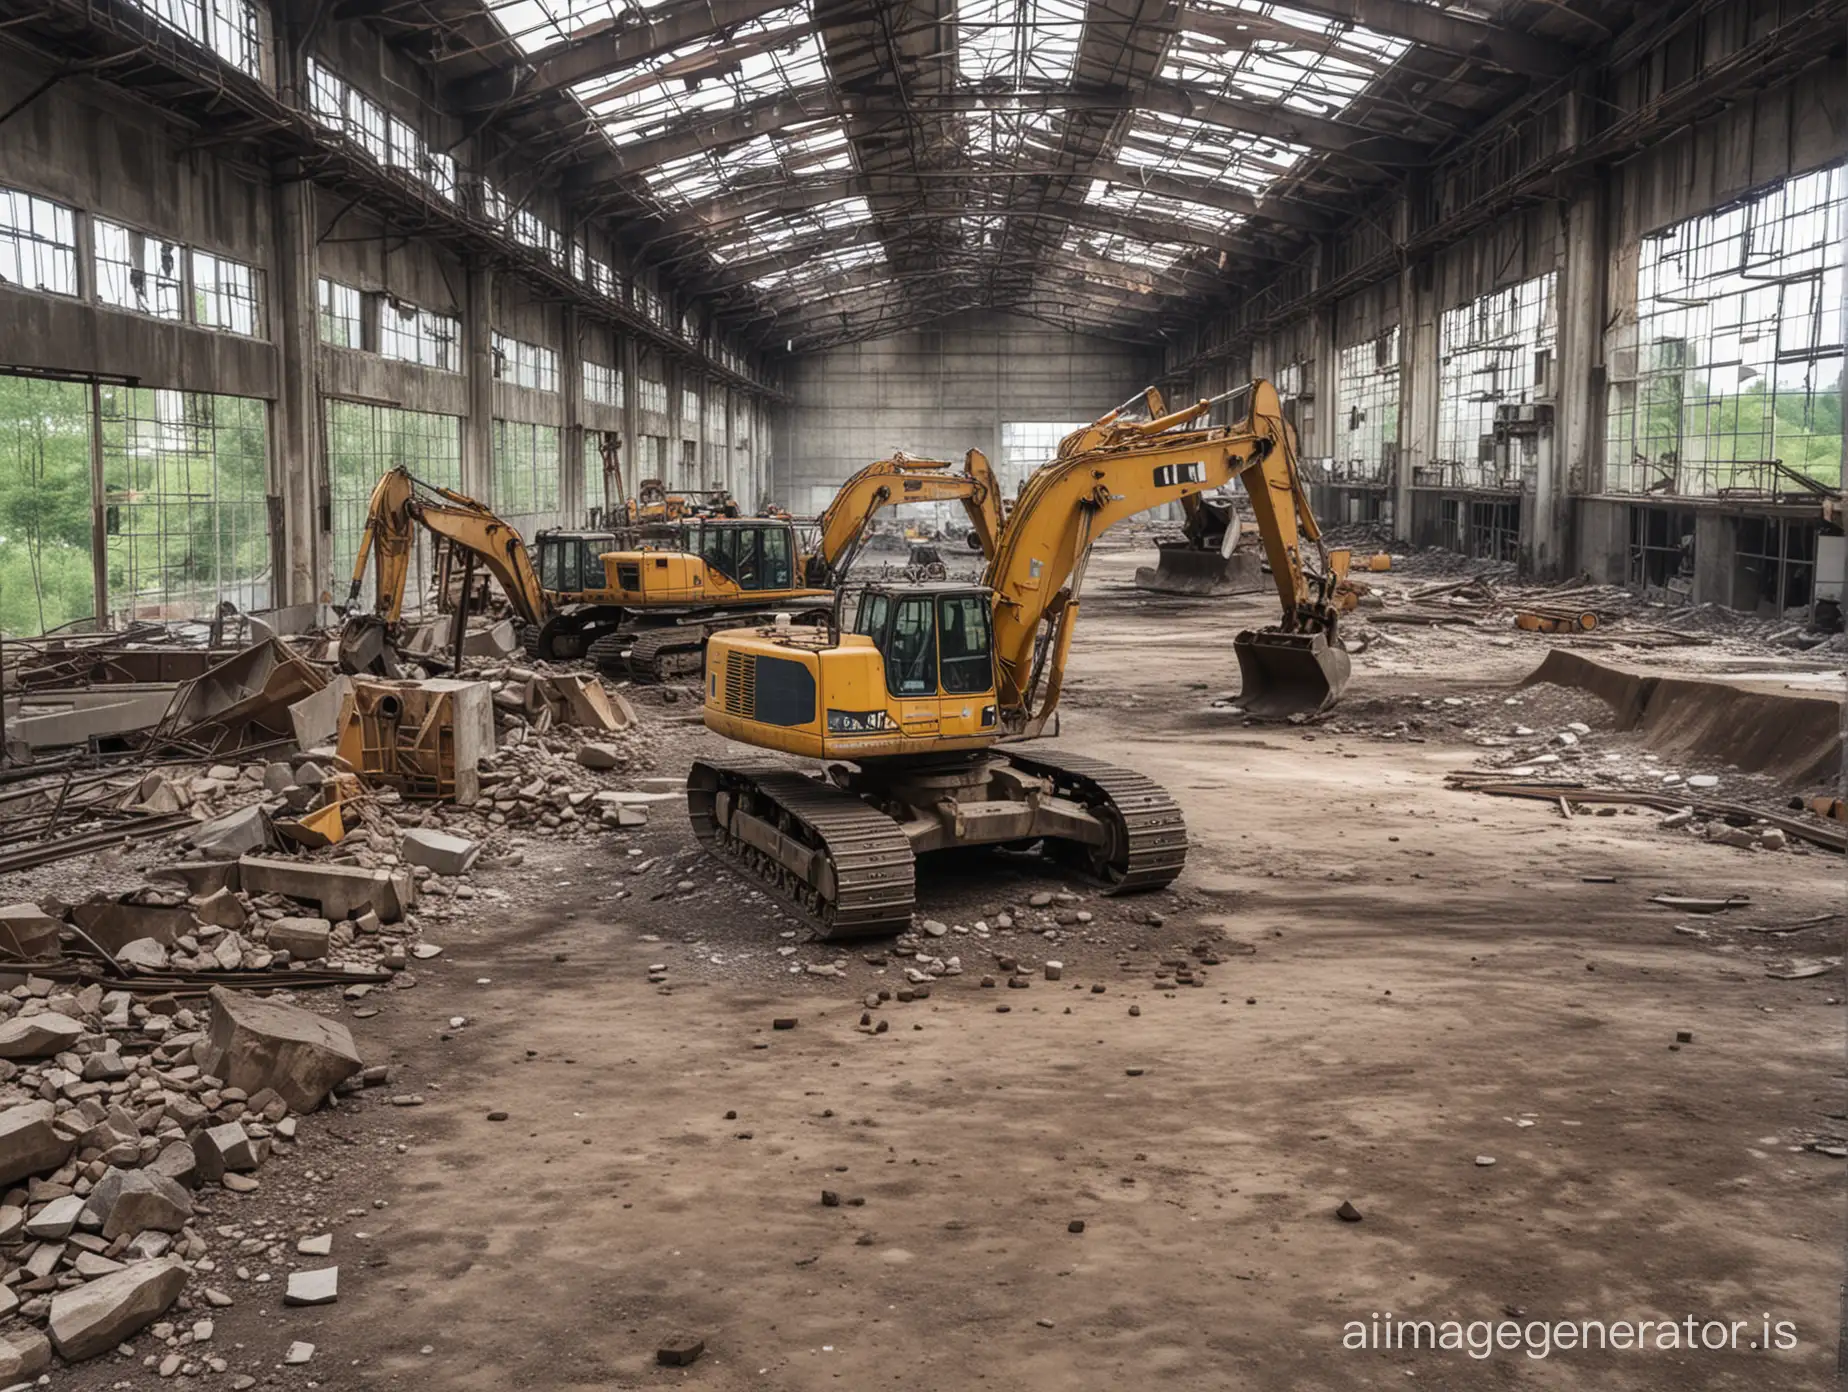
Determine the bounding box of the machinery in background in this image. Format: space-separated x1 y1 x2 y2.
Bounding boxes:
339 454 1002 681
687 379 1349 938
1133 487 1267 596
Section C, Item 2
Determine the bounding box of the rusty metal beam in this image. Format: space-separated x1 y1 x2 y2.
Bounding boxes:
1224 0 1582 78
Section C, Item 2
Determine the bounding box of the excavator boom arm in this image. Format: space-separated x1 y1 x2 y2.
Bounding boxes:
810 453 1001 584
984 380 1338 728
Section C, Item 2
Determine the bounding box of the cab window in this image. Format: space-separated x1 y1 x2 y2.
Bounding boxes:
884 595 937 696
937 594 991 694
759 526 792 590
700 525 738 582
539 539 580 592
852 591 890 639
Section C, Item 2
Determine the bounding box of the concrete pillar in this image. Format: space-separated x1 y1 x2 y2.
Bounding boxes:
463 261 494 501
619 329 638 506
271 178 321 607
1398 261 1438 545
559 304 583 525
1551 183 1608 581
1311 302 1339 462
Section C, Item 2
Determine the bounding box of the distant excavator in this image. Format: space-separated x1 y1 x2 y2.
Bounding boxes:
1133 488 1267 596
337 451 1002 681
687 379 1351 938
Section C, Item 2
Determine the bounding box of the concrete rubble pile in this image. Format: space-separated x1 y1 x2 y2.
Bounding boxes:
0 979 362 1376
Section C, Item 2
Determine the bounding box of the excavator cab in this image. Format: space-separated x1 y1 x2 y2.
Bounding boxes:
533 530 619 600
848 583 998 708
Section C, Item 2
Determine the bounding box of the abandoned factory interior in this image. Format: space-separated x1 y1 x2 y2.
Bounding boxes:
0 0 1844 1385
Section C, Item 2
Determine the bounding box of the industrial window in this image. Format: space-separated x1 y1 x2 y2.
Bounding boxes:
303 60 455 201
380 298 461 372
506 203 565 266
492 418 561 522
93 219 184 321
1437 272 1557 488
492 332 559 392
1605 162 1845 496
1336 328 1400 484
573 242 616 298
642 123 852 216
636 374 668 417
583 360 623 408
680 438 698 487
1626 505 1694 596
127 0 264 79
1000 421 1087 496
323 400 462 609
0 188 79 297
681 387 701 428
0 375 97 637
1734 516 1818 615
100 387 270 622
317 277 363 348
191 249 263 336
634 281 669 327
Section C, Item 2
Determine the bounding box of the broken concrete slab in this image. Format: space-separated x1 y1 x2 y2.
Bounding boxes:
238 856 414 922
148 1140 199 1190
576 742 625 770
267 916 331 961
283 1267 338 1306
84 1167 192 1240
147 860 240 897
0 903 62 960
202 986 362 1112
48 1255 188 1361
25 1193 83 1239
0 1012 84 1059
71 891 194 953
398 828 481 876
0 1101 77 1186
189 805 273 858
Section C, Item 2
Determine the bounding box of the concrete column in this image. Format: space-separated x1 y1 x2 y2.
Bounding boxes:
271 178 321 607
463 260 494 501
559 304 583 525
1551 183 1608 581
619 330 638 505
1311 301 1339 462
1398 262 1439 545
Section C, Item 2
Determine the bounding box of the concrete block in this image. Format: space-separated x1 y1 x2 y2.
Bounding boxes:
399 828 480 876
48 1256 188 1361
0 1101 77 1186
190 805 273 857
238 856 411 922
0 1012 84 1058
267 916 331 960
202 985 362 1112
0 903 62 959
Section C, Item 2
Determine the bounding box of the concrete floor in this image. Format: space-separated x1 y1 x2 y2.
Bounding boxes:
82 551 1842 1392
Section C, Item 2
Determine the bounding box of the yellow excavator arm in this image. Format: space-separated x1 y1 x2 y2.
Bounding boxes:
807 451 1002 585
342 466 548 630
987 379 1345 731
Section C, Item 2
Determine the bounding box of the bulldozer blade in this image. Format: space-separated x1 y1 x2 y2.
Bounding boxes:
1233 628 1352 718
1134 543 1266 597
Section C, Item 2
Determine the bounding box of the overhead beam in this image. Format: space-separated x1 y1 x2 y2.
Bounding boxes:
1090 161 1329 232
1225 0 1582 78
1138 81 1426 163
569 85 840 190
452 0 798 111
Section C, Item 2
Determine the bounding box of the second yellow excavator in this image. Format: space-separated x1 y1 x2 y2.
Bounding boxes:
338 451 1003 680
687 380 1349 937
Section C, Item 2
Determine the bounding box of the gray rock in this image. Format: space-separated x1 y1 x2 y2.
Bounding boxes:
48 1256 188 1361
24 1193 83 1239
0 1329 50 1380
0 1012 84 1059
193 888 246 930
201 986 362 1113
190 806 272 858
398 828 481 876
576 743 624 770
84 1167 193 1240
262 762 295 794
283 1266 338 1306
194 1122 257 1183
148 1140 199 1190
267 917 331 961
0 1101 76 1186
114 937 171 972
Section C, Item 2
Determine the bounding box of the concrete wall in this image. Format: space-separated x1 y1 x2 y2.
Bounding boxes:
775 310 1162 516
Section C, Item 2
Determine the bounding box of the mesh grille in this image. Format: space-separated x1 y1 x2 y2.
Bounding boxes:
723 650 756 718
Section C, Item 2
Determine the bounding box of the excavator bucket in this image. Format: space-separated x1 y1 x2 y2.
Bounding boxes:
1232 627 1352 718
1134 543 1266 596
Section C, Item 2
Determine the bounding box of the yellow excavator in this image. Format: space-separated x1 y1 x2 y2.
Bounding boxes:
339 451 1002 680
687 380 1349 937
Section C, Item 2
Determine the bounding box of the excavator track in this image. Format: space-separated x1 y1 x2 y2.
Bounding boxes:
585 624 720 681
688 759 916 939
1002 748 1188 892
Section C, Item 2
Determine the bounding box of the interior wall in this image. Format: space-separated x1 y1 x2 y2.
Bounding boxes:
774 310 1162 516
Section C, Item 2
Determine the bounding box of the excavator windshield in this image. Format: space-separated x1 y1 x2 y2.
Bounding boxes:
683 521 796 592
850 584 995 699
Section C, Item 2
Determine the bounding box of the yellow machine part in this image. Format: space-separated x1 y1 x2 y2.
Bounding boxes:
702 629 996 762
591 549 831 608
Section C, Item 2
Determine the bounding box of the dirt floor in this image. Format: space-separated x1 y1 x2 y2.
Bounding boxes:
57 546 1847 1391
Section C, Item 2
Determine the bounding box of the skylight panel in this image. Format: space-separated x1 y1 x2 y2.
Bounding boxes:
707 197 873 264
485 0 673 56
1084 179 1240 234
1168 0 1409 120
574 5 818 146
956 0 1087 87
1115 113 1308 195
1060 227 1190 273
752 242 886 293
640 122 850 211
